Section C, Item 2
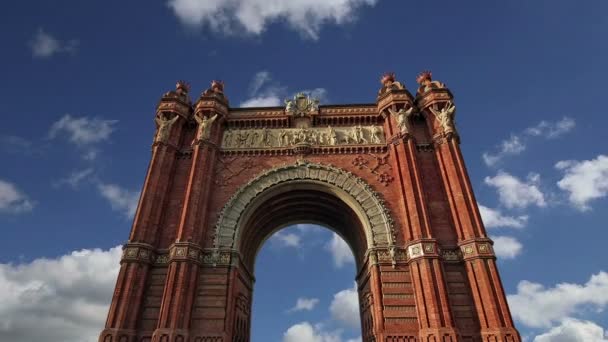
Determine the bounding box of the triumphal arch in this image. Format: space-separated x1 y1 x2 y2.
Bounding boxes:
99 72 521 342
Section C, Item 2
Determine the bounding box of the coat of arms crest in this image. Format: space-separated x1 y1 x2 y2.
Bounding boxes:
285 93 319 117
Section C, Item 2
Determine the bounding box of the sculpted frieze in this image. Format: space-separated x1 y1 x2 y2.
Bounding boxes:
221 125 385 149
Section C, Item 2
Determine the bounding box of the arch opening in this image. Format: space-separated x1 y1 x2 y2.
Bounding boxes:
238 181 369 271
251 224 362 342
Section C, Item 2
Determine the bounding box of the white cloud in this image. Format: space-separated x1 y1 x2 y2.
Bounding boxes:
288 297 320 312
240 71 328 108
49 114 117 146
525 117 576 139
0 246 121 342
240 71 286 107
478 204 528 229
555 155 608 211
533 318 608 342
240 95 283 107
29 28 78 58
0 179 34 214
483 117 575 166
282 322 360 342
483 135 526 166
326 233 354 268
508 271 608 329
48 114 118 160
491 235 523 259
270 230 302 248
484 171 546 209
53 168 95 189
97 183 140 218
330 282 360 329
168 0 378 40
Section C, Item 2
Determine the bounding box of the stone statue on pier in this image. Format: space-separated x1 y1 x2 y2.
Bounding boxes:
154 113 180 143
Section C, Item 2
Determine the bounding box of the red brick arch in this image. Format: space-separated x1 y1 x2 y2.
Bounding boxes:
99 75 521 342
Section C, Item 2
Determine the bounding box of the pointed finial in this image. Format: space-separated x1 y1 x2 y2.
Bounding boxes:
380 72 396 86
176 80 190 93
416 71 433 85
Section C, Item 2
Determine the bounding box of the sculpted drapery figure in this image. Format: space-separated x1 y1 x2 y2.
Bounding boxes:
370 125 382 144
430 101 456 134
328 126 337 145
194 113 218 142
154 113 180 143
388 106 414 135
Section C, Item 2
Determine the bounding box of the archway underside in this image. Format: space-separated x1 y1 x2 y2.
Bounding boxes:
239 186 366 271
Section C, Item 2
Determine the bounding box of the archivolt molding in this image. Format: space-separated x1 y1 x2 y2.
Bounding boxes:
213 160 396 250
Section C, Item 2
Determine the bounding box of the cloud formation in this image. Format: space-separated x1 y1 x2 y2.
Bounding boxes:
167 0 378 40
97 183 140 218
240 71 328 108
508 271 608 329
288 297 320 312
533 318 608 342
326 233 354 268
555 155 608 211
329 282 359 328
0 246 121 342
282 322 360 342
484 171 546 209
0 179 34 214
478 204 528 229
53 168 95 189
491 236 523 259
48 114 118 160
483 117 575 166
29 28 78 58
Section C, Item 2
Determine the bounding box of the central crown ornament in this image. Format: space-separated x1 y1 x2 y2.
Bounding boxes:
285 92 320 117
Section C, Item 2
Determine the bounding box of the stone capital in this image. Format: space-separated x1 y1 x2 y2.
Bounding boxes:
459 238 496 260
121 242 155 264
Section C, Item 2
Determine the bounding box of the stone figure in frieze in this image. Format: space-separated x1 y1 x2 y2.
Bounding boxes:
154 113 180 143
319 132 326 145
328 126 337 145
261 128 272 147
429 101 456 134
194 113 218 142
370 126 382 144
236 131 248 148
278 130 289 147
354 125 368 144
247 130 259 147
224 130 233 147
388 106 415 135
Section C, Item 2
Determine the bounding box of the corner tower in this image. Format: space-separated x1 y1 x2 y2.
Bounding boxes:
99 74 521 342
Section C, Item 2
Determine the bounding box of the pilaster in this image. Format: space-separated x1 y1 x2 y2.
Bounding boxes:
378 73 458 340
152 81 229 341
416 71 521 341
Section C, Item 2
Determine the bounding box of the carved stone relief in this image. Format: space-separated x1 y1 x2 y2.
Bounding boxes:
221 125 385 150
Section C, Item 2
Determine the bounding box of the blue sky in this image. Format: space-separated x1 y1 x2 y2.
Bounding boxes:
0 1 607 341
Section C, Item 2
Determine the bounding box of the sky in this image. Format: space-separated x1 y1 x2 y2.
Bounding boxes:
0 0 607 341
